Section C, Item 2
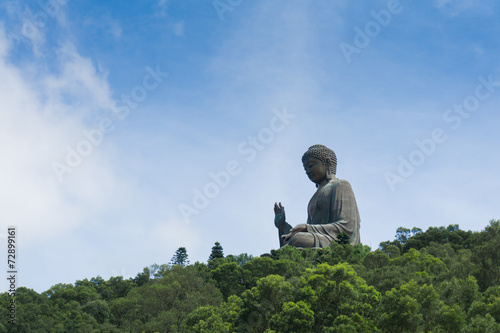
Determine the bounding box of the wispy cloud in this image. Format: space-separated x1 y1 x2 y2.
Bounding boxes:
157 0 169 17
83 16 123 40
173 21 184 37
433 0 495 17
0 29 118 244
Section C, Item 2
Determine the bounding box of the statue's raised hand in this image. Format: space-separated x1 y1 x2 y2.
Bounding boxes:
274 202 286 231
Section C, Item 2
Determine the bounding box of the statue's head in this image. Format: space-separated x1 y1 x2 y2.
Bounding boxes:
301 144 337 185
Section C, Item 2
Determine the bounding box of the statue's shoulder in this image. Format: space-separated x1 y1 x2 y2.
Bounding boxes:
329 178 354 190
329 178 348 186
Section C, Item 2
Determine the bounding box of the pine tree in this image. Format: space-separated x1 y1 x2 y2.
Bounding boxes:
208 242 224 261
170 247 189 267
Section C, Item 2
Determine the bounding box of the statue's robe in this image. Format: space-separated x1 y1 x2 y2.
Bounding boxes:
280 178 360 247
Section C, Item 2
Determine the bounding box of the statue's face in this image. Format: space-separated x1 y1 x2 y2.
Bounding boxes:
303 157 328 184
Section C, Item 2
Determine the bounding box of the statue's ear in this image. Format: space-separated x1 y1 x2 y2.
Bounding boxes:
325 159 333 179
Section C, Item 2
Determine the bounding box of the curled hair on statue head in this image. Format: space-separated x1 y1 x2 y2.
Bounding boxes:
301 144 337 175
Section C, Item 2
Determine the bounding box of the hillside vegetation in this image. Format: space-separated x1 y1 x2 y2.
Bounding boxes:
2 220 500 332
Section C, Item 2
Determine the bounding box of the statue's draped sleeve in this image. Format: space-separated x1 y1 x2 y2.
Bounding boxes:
305 179 360 246
278 222 293 248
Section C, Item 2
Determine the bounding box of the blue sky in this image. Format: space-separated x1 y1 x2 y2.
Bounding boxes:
1 0 500 293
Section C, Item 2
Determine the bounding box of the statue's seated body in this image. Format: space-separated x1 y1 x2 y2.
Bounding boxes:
275 145 360 248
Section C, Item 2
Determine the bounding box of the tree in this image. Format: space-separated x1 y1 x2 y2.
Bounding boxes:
209 242 224 261
377 281 423 333
133 267 151 287
461 315 500 332
240 274 294 332
182 295 243 332
438 276 480 312
211 262 245 299
107 276 134 299
242 257 300 289
470 220 500 291
81 300 111 324
337 231 351 245
226 253 254 266
300 263 381 331
170 247 190 267
377 279 446 333
120 265 223 331
269 301 315 333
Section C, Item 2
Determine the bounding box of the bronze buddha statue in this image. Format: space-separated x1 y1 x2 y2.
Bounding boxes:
274 144 361 248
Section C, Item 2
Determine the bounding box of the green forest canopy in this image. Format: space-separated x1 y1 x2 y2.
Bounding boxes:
2 220 500 332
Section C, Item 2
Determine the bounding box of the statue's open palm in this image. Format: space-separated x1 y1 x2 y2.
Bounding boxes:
274 202 286 230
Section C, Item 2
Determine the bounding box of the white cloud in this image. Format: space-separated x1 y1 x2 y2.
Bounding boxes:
433 0 495 16
109 20 122 39
157 0 170 17
0 24 9 57
45 42 116 113
173 21 184 37
0 29 119 244
158 0 169 7
434 0 452 7
82 16 123 40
